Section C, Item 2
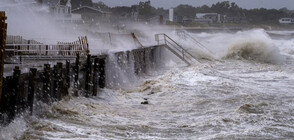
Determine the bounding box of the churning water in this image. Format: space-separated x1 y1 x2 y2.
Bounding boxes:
1 29 294 139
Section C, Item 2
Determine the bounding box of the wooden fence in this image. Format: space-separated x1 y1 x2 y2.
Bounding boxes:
5 36 89 57
0 45 164 125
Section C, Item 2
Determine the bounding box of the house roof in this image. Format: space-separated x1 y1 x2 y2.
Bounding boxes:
72 6 111 14
42 0 60 7
43 0 70 7
59 0 67 6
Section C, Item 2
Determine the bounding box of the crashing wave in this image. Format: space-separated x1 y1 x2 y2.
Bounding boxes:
223 31 284 64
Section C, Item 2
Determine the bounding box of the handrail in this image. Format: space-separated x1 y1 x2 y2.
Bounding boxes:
177 30 215 55
165 40 194 62
164 45 191 65
131 32 144 48
155 33 199 65
163 33 197 60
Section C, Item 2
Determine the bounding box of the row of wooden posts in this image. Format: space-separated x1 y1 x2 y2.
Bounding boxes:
0 45 164 124
0 54 106 124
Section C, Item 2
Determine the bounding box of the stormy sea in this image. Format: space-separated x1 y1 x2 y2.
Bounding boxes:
1 29 294 139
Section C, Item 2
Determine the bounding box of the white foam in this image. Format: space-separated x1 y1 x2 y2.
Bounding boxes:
273 38 294 57
0 116 27 140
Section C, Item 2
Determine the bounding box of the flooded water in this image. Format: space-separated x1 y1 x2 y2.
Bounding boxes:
1 29 294 139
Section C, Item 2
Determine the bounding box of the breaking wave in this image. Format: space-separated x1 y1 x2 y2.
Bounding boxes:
225 40 284 64
185 29 286 64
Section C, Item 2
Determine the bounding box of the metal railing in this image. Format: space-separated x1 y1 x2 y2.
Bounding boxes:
155 33 198 65
176 30 215 56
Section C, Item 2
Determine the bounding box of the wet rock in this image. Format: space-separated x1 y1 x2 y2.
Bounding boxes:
141 101 149 105
258 102 268 106
222 118 233 123
239 104 264 114
181 125 189 128
147 92 155 95
141 86 151 92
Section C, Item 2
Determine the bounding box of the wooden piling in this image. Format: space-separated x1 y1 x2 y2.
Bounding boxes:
92 58 99 96
85 54 92 97
5 66 21 119
28 68 37 115
13 66 22 113
43 64 51 103
65 60 70 96
1 77 13 121
57 62 64 100
142 49 147 74
133 50 143 75
74 54 80 96
52 65 59 100
0 12 7 105
98 57 106 88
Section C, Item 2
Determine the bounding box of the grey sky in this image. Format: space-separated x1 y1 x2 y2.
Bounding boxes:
92 0 294 10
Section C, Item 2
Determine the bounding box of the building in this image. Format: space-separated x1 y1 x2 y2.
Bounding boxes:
225 16 247 23
195 13 246 24
279 18 294 24
141 15 166 25
169 8 174 22
42 0 81 22
71 6 111 23
195 13 222 24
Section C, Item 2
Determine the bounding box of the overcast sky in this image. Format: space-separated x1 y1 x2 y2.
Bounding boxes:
92 0 294 10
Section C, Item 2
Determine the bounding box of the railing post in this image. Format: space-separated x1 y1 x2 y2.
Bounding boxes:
164 34 167 46
27 40 30 55
28 68 37 115
45 45 48 55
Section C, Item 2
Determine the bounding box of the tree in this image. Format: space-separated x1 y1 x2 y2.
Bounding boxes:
175 4 197 18
35 0 42 5
138 0 155 18
211 1 230 14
